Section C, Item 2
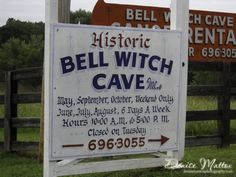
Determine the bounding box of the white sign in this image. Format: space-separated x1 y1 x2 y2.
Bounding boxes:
49 24 182 160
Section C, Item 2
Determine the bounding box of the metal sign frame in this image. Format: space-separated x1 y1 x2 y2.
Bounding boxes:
44 0 189 176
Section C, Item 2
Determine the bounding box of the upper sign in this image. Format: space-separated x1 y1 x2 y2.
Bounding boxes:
92 0 236 62
49 24 182 160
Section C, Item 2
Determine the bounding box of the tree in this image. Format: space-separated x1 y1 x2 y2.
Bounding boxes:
70 9 92 24
0 18 44 71
0 35 44 71
0 18 44 46
0 12 93 72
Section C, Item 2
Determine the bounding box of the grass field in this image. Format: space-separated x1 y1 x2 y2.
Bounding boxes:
0 145 235 177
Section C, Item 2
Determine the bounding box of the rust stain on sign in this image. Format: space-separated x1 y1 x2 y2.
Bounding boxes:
92 0 236 62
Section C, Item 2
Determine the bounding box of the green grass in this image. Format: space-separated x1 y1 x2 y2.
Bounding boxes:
186 97 219 136
0 128 40 142
17 103 41 142
0 151 42 177
18 103 41 117
0 103 41 142
0 103 41 118
17 128 40 142
0 145 235 177
186 96 236 136
187 96 217 111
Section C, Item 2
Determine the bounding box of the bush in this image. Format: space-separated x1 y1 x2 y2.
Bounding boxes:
0 35 44 71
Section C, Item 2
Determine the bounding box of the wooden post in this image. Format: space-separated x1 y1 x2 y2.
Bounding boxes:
58 0 71 23
39 0 71 164
44 0 58 176
170 0 189 160
38 73 44 163
218 62 231 147
44 0 71 176
4 71 18 152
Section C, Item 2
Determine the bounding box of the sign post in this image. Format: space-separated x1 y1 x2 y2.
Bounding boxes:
44 0 189 176
44 0 58 176
170 0 189 160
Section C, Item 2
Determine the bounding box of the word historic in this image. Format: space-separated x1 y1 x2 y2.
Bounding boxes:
59 32 174 90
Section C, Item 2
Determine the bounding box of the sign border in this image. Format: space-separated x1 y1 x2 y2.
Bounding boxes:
49 23 183 160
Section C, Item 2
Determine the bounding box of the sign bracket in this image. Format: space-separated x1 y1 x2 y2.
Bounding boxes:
57 158 82 167
49 157 173 177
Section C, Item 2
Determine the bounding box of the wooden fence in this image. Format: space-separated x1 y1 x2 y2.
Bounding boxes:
0 62 236 152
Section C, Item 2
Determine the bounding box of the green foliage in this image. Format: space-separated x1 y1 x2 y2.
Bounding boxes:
0 18 44 45
191 71 220 85
0 18 44 71
0 11 92 71
70 9 92 24
0 35 44 71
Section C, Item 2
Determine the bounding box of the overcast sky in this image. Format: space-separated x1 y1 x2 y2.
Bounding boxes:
0 0 236 26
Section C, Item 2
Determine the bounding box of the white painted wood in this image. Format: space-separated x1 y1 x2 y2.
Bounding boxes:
57 158 82 166
44 0 58 176
170 0 189 160
44 0 189 176
167 150 178 159
54 158 170 176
